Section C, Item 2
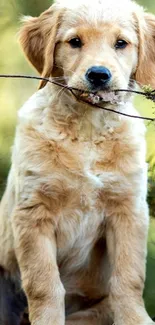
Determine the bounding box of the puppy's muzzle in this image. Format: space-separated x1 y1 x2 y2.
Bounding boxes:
85 66 112 90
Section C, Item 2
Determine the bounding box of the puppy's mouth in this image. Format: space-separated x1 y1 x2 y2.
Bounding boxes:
78 90 121 105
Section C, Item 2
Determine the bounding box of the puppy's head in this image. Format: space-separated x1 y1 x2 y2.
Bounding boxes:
19 0 155 103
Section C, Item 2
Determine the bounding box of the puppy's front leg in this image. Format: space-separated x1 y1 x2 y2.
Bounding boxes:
12 204 65 325
106 202 153 325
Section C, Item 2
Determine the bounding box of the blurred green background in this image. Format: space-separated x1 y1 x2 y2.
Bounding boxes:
0 0 155 318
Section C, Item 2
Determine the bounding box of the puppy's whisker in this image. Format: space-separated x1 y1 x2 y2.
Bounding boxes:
55 86 66 98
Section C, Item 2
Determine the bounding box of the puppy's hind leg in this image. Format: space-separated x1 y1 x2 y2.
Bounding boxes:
0 266 27 325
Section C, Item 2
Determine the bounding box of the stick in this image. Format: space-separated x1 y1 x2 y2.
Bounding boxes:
0 74 155 122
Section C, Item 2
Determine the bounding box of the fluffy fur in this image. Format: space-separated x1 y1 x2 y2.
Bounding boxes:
0 0 155 324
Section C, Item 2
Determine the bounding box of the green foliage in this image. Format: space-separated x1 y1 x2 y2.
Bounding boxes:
148 157 155 218
144 219 155 317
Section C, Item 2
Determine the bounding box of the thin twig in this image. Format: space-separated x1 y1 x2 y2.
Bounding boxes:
0 74 155 122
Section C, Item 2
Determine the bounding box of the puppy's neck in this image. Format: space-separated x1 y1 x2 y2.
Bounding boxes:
42 84 128 141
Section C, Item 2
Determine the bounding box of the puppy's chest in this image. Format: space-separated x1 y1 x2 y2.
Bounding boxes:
47 134 126 215
55 139 107 195
52 140 112 261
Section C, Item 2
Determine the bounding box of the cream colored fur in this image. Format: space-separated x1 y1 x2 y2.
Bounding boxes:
0 0 155 324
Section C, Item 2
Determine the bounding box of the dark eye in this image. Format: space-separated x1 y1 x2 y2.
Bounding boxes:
68 37 82 48
115 40 128 49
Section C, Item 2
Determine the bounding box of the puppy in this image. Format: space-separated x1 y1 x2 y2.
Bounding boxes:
0 0 155 324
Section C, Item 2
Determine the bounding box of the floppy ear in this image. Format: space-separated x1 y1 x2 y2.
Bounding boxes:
135 12 155 88
19 5 64 88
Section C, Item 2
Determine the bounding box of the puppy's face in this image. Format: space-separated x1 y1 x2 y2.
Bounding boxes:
20 0 155 103
55 10 138 98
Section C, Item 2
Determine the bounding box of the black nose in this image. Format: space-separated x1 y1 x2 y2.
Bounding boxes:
85 66 112 88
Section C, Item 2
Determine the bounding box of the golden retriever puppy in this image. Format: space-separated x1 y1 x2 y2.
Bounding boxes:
0 0 155 324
